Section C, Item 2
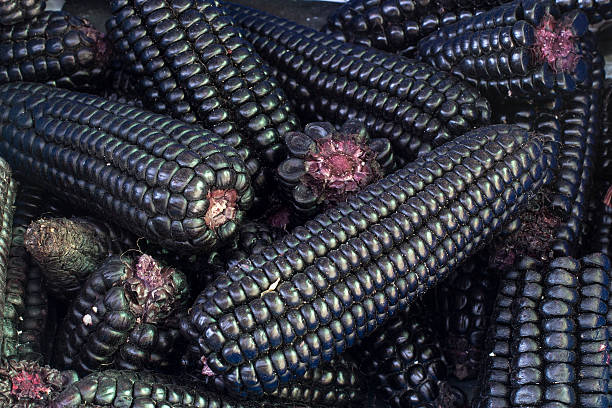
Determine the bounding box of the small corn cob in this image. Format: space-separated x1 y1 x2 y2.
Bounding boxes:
0 359 78 407
277 120 395 219
225 2 492 162
24 217 134 300
225 221 284 269
180 124 556 396
429 252 500 380
356 306 464 407
0 0 44 26
417 0 591 98
0 11 111 90
49 369 333 408
0 82 253 253
473 253 611 407
324 0 492 55
108 0 299 199
0 158 17 358
54 254 189 375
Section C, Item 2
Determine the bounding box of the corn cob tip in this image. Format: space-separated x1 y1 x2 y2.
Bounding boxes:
604 185 612 207
123 254 187 323
435 381 466 408
267 207 291 229
490 190 562 269
533 13 581 73
205 189 238 230
302 135 381 201
77 24 112 65
200 356 215 377
0 360 67 405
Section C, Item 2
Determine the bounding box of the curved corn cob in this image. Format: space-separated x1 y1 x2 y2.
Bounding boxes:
0 158 17 359
429 253 500 380
24 217 134 300
473 253 611 407
277 120 394 219
49 369 333 408
0 0 44 26
417 0 591 98
108 0 299 199
180 124 556 396
357 306 464 407
225 2 492 162
54 254 189 375
0 82 253 253
0 11 111 90
0 359 78 407
1 186 56 361
324 0 492 55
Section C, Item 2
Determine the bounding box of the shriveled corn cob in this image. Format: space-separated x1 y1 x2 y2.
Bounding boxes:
0 158 17 359
357 305 464 407
54 254 189 375
0 11 110 90
49 369 333 408
225 2 491 162
324 0 492 55
473 253 611 407
0 82 253 253
108 0 299 199
0 0 44 26
24 217 134 300
417 0 591 98
180 124 556 396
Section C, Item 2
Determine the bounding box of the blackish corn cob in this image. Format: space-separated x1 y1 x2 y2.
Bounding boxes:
324 0 493 55
0 158 17 360
225 2 492 162
0 11 111 90
277 120 394 219
24 217 133 300
0 0 44 26
417 0 591 98
474 253 611 407
0 359 78 407
556 0 612 23
181 124 556 396
1 185 55 361
430 253 500 380
357 306 463 407
225 221 284 269
0 82 253 253
54 254 189 375
49 369 332 408
108 0 299 199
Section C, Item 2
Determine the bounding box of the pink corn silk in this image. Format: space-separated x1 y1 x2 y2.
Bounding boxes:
11 370 51 400
533 14 579 73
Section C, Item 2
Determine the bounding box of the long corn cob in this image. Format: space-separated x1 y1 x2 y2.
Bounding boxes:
0 0 44 26
429 252 500 380
473 253 611 407
49 369 334 407
0 158 17 359
0 82 253 253
2 185 55 361
225 2 491 163
24 217 134 300
325 0 492 55
417 0 591 98
108 0 299 199
356 306 464 407
180 124 556 396
54 254 189 375
0 11 111 90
